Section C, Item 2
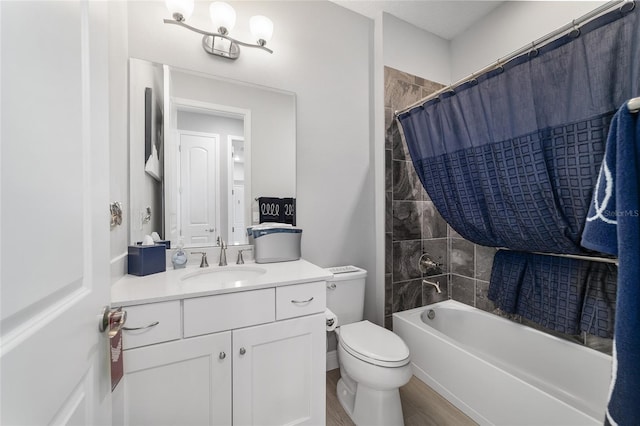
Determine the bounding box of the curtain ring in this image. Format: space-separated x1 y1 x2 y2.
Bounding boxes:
620 0 635 13
495 60 504 73
528 41 539 58
569 19 581 38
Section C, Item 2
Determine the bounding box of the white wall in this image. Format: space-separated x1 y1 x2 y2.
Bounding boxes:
124 2 380 322
382 12 450 85
451 1 607 81
177 112 244 137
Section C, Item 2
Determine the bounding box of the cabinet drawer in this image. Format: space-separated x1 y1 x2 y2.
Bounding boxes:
123 300 181 350
276 281 326 320
183 289 275 338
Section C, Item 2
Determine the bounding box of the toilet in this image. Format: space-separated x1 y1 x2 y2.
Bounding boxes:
326 266 412 426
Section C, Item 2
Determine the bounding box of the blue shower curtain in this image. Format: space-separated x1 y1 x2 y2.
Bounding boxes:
397 6 639 335
398 5 640 424
398 8 640 253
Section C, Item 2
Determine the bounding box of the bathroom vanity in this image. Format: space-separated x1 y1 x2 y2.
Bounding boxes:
111 259 331 426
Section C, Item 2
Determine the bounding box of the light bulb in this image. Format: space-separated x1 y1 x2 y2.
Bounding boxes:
209 2 236 34
250 15 274 46
165 0 194 21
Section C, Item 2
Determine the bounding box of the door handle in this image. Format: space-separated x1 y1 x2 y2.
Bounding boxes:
99 306 127 339
122 321 159 331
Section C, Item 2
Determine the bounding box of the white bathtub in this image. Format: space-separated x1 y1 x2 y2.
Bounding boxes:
393 300 612 426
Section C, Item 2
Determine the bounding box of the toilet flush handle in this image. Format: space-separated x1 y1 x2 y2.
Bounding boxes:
327 282 336 290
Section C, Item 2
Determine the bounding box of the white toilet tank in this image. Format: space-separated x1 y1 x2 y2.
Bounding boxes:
325 266 367 327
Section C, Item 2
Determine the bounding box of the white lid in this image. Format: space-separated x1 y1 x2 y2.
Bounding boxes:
325 265 367 282
339 321 410 366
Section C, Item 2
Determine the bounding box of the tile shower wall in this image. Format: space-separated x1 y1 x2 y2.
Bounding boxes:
384 66 612 354
384 66 497 329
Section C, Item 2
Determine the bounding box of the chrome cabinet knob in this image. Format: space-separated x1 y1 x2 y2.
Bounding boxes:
239 347 246 355
219 351 226 359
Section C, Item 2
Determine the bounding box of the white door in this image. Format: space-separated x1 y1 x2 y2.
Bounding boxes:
233 314 326 425
1 1 112 425
179 132 220 246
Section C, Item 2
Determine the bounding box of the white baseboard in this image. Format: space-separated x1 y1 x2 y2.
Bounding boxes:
326 350 339 371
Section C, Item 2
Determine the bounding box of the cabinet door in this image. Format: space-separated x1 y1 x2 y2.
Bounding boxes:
123 332 232 426
233 313 326 426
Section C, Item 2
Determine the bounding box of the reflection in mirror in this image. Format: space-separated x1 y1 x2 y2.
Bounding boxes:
173 103 248 247
128 58 296 249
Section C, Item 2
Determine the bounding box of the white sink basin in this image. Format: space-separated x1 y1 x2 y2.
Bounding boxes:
181 266 267 286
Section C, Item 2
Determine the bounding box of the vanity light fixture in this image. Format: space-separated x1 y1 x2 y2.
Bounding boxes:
164 0 274 59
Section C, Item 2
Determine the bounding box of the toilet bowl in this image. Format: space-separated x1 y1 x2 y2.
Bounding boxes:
325 266 412 425
335 320 412 426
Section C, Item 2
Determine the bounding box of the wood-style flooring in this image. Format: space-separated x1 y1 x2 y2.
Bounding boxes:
326 369 477 426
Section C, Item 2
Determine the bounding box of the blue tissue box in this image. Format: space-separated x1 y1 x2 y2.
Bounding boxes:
128 245 166 276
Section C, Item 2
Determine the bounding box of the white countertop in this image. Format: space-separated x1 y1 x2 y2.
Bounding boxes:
111 259 333 306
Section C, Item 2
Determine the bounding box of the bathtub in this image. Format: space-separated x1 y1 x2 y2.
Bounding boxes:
393 300 612 426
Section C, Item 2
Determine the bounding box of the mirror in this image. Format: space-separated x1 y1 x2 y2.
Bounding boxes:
129 58 296 248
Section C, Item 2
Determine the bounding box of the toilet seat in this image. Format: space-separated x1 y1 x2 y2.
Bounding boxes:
338 321 410 368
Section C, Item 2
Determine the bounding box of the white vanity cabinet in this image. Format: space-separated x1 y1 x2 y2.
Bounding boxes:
124 331 232 426
118 280 326 426
233 313 325 425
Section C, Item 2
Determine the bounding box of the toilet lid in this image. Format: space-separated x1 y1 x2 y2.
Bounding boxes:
339 321 410 367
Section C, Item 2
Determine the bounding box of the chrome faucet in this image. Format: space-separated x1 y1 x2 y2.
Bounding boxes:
236 248 253 264
218 239 227 266
423 279 442 294
191 251 209 268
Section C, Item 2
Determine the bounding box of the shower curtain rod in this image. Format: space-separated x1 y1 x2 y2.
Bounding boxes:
500 249 619 266
395 0 632 117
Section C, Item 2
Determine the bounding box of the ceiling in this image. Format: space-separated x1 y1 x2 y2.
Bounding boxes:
329 1 504 40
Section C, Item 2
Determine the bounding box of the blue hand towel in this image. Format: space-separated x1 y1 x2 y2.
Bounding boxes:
581 102 640 426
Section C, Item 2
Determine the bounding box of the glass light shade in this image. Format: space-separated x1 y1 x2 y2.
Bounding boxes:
250 15 274 44
209 2 236 33
165 0 194 21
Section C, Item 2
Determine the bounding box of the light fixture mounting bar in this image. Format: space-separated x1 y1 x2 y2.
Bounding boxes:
163 19 274 55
